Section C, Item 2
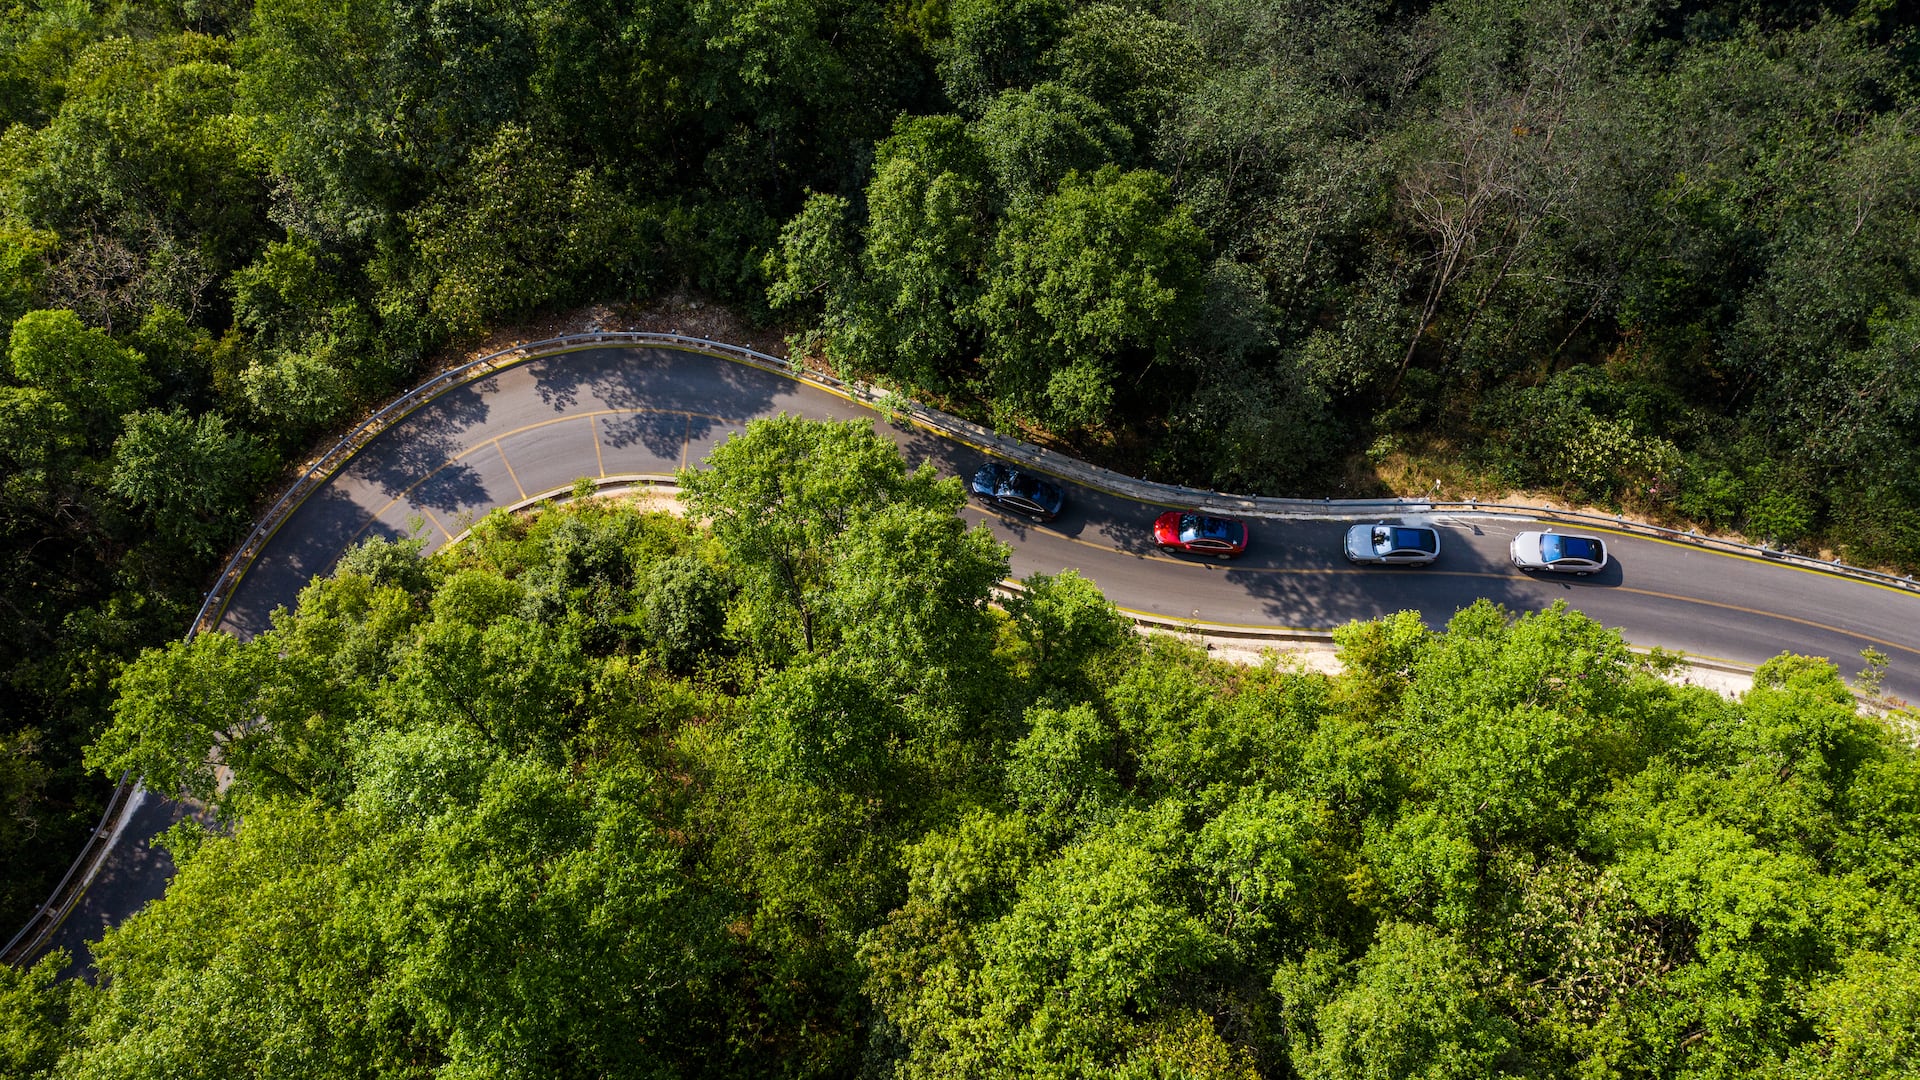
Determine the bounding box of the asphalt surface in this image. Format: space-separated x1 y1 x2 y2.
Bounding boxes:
37 345 1920 972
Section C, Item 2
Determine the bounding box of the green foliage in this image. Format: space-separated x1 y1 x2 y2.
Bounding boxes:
32 478 1920 1076
233 346 346 429
7 308 147 420
86 624 351 810
59 758 724 1079
742 659 903 789
765 191 861 323
225 237 379 400
1047 3 1196 141
332 532 430 594
0 728 52 858
1004 567 1133 695
108 408 261 556
239 0 533 233
406 123 652 340
0 951 80 1080
1296 921 1519 1080
1780 951 1920 1078
974 164 1207 428
1005 701 1120 827
8 32 269 326
640 554 730 674
938 0 1069 111
1479 369 1686 502
384 615 592 760
127 304 217 407
896 808 1043 919
679 414 1004 662
773 116 1002 392
825 496 1009 708
0 227 54 342
975 82 1131 201
0 384 83 503
847 115 998 390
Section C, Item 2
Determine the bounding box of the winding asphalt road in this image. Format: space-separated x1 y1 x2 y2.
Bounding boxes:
37 345 1920 970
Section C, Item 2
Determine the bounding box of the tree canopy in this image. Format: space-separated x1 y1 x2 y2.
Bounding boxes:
5 0 1920 1020
3 419 1914 1078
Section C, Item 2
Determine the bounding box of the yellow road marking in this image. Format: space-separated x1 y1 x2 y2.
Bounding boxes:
418 507 453 542
494 441 527 500
1610 585 1920 658
591 415 606 478
344 409 727 552
208 341 739 627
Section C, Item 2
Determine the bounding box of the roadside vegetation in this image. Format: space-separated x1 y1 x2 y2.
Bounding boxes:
4 418 1918 1078
2 0 1918 981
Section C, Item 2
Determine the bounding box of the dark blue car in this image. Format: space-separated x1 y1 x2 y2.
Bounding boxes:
970 463 1066 521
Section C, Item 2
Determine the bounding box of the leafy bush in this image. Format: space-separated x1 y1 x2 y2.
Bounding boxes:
641 555 729 673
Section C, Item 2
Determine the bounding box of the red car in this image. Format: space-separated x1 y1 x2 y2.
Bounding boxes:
1154 511 1250 558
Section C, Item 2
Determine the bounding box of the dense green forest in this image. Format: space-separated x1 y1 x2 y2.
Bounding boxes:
3 417 1918 1078
2 0 1918 978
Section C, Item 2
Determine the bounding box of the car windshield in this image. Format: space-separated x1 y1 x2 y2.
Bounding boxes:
1541 534 1602 563
1378 527 1436 554
1006 472 1043 499
1181 515 1243 544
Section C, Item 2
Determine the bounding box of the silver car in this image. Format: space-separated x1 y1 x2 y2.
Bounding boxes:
1510 530 1607 575
1344 523 1440 566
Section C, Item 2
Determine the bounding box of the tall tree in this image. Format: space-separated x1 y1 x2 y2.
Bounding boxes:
973 164 1207 428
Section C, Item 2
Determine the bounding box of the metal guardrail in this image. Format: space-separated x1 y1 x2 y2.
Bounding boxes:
14 329 1918 970
0 772 135 967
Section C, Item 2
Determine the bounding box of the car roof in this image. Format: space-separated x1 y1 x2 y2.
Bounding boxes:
1541 533 1603 562
1007 471 1045 497
1388 526 1437 552
1182 514 1244 541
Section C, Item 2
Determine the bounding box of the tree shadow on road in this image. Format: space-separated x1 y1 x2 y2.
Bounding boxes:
341 376 497 507
534 347 789 451
222 485 413 638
